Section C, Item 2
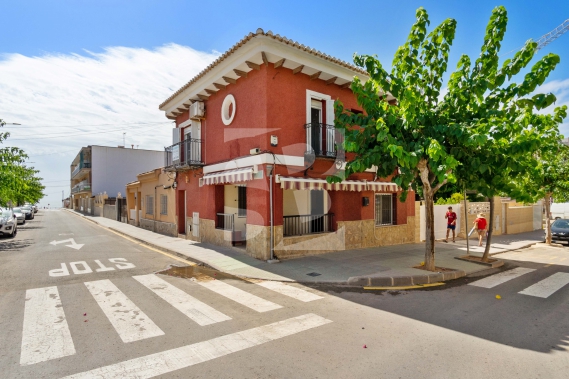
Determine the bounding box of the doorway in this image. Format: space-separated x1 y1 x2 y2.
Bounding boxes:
310 190 324 233
177 190 186 235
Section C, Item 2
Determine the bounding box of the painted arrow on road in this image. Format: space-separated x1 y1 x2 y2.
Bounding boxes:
49 238 84 250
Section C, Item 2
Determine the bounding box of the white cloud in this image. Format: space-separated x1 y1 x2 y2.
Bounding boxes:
0 44 218 207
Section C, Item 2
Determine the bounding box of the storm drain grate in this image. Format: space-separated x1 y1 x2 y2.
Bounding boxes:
306 272 321 277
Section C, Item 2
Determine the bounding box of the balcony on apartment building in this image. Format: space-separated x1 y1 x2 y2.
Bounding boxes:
304 123 344 159
164 138 204 171
71 162 91 179
71 180 91 194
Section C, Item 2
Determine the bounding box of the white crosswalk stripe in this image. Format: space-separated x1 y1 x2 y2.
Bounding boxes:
196 278 283 312
60 313 332 379
85 279 165 343
255 281 324 302
20 286 76 365
468 267 536 288
518 272 569 298
133 274 231 325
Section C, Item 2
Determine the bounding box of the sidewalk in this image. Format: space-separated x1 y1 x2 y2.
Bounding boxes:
66 209 543 286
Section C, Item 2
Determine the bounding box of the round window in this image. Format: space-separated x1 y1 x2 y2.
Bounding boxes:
221 94 236 125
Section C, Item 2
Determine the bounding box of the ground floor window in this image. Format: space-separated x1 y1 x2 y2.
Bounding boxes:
160 195 167 215
146 195 154 215
375 194 393 226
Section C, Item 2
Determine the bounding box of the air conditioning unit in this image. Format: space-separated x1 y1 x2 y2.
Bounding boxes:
190 101 205 120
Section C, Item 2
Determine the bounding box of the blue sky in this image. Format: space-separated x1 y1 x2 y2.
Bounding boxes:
1 0 569 207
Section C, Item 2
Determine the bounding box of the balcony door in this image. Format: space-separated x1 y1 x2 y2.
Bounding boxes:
310 100 322 155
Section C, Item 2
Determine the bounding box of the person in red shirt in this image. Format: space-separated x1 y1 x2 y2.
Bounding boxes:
474 213 488 246
445 206 457 243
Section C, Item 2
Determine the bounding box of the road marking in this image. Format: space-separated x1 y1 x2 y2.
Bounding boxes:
197 279 282 312
255 281 324 302
468 267 536 288
518 272 569 298
61 313 331 379
85 279 164 343
20 286 76 365
49 238 84 250
133 274 231 326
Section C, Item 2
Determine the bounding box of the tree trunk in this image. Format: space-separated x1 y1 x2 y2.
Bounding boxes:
545 192 552 245
418 159 436 271
482 197 494 262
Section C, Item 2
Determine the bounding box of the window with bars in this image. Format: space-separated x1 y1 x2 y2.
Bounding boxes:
375 194 393 226
146 195 154 215
160 195 167 215
238 186 247 217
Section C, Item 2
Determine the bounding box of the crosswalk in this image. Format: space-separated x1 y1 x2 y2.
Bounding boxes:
18 274 324 366
469 267 569 298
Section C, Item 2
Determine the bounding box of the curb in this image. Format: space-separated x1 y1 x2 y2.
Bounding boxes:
64 209 207 267
346 269 467 287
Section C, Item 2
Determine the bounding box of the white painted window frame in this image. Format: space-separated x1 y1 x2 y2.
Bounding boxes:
306 90 335 154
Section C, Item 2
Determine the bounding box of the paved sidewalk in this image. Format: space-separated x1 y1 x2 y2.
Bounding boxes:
66 209 543 286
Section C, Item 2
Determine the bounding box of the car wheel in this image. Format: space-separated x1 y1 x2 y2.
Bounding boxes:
22 220 25 225
10 228 17 238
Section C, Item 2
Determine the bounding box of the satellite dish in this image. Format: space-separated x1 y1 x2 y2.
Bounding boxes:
304 150 315 168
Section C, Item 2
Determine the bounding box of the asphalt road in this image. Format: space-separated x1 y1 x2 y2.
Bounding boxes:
1 210 569 378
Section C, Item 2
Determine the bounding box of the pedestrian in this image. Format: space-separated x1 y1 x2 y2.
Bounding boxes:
444 206 457 243
474 213 487 247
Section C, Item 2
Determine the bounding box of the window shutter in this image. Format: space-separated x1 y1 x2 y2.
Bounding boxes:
172 127 180 145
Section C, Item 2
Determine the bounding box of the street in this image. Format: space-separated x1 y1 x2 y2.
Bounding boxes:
1 210 569 378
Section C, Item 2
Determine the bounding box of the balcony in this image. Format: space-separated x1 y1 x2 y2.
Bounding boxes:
283 213 335 237
71 181 91 194
71 162 91 178
165 139 204 171
304 123 344 158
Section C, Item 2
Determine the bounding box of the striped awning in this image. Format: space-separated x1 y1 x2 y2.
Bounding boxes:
276 175 398 192
202 167 255 185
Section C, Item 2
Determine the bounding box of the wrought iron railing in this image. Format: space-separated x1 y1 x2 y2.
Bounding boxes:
165 139 204 168
304 123 344 158
71 181 91 194
216 213 234 231
283 213 335 237
71 162 91 178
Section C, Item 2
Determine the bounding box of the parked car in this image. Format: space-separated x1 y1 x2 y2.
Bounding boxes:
550 202 569 219
546 218 569 245
0 209 17 237
20 205 34 220
32 205 38 213
12 208 26 225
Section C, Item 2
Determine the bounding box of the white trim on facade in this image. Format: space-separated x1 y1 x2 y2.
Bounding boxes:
202 153 304 174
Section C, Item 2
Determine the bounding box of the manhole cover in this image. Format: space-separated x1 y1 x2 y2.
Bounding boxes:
306 272 321 277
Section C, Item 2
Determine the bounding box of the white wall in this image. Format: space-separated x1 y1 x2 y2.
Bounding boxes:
420 204 462 241
91 146 164 197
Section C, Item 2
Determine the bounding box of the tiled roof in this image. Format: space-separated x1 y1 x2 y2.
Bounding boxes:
159 28 367 109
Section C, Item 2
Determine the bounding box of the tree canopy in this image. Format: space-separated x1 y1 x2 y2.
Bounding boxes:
0 119 45 207
333 6 565 271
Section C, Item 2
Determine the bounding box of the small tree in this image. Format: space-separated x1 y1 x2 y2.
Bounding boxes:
334 6 561 270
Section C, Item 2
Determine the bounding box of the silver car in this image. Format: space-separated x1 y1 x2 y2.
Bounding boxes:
0 209 17 237
21 205 34 220
12 207 25 225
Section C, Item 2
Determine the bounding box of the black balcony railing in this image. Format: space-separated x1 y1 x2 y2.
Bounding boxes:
283 213 335 237
216 213 234 231
304 123 344 158
71 162 91 178
165 139 204 169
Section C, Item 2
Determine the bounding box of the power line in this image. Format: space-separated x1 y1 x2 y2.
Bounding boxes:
1 121 170 129
8 123 164 140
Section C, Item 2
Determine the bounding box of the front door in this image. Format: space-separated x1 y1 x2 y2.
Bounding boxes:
178 190 186 235
310 190 324 233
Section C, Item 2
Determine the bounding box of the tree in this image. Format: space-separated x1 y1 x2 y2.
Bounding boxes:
513 109 569 245
0 119 45 206
333 6 562 271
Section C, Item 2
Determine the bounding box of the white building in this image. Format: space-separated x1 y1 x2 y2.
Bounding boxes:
70 145 164 213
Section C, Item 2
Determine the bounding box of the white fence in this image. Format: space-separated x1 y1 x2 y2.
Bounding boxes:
420 204 462 241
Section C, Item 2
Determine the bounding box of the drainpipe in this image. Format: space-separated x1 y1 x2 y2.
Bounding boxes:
154 184 163 232
270 166 274 261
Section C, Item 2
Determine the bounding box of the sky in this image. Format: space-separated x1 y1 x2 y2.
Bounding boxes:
1 0 569 208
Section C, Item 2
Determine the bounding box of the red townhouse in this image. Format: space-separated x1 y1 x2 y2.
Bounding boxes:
159 29 417 260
